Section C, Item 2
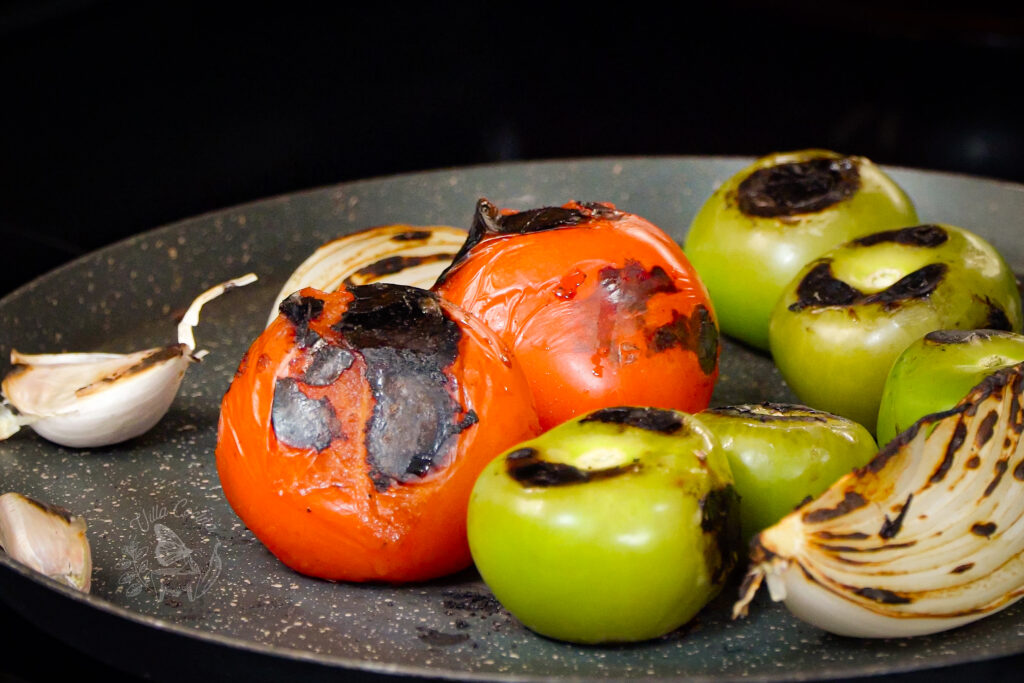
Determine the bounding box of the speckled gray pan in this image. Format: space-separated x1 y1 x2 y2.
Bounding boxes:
1 157 1023 682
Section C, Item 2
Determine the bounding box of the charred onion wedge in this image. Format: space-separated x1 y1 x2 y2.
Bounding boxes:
733 362 1024 637
219 283 540 583
267 224 466 327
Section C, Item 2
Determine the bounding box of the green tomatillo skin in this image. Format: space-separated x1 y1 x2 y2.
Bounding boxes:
769 223 1022 432
876 329 1024 446
466 406 739 644
685 149 917 350
697 403 877 544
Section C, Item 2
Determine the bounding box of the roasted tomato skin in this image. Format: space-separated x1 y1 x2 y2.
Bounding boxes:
433 199 719 430
216 284 540 583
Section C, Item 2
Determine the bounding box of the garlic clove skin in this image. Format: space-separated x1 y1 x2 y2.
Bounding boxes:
0 492 91 592
268 225 466 327
0 273 257 448
3 346 191 448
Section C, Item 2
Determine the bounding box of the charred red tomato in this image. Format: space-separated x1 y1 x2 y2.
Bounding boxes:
433 199 719 430
216 283 540 583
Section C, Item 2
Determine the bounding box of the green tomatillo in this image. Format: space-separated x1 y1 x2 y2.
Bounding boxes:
876 329 1024 446
466 406 739 644
685 149 917 350
769 223 1022 432
697 403 877 544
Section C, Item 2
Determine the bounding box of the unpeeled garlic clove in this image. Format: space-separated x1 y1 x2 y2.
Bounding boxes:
733 362 1024 638
0 492 91 592
267 224 466 327
0 273 257 448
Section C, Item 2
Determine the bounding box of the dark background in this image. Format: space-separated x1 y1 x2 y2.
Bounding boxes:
1 1 1023 681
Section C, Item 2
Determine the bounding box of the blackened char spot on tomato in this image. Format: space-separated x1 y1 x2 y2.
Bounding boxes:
391 230 433 241
650 304 718 375
700 485 740 585
789 261 860 311
861 263 947 309
279 293 326 348
924 329 994 346
435 198 619 285
790 262 947 312
854 587 911 605
598 261 678 312
303 342 354 386
706 403 831 424
930 419 967 484
879 493 913 540
802 491 868 524
343 253 457 285
852 224 948 248
579 406 685 434
505 447 639 487
737 157 860 218
333 284 470 490
971 521 997 537
271 378 342 452
985 303 1013 331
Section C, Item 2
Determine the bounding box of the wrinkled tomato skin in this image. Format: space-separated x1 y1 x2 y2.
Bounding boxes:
434 200 719 430
216 285 540 583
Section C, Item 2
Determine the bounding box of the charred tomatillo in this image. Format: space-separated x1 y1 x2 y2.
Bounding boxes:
697 403 877 544
769 224 1022 432
685 150 917 350
466 406 739 644
876 329 1024 447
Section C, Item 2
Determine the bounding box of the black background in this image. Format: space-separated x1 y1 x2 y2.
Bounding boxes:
1 1 1024 681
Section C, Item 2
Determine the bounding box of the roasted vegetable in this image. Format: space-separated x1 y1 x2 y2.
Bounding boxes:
434 198 719 430
733 362 1024 637
468 406 739 643
217 283 540 582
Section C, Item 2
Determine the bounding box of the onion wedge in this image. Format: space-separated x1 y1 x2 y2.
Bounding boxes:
733 362 1024 637
267 224 466 327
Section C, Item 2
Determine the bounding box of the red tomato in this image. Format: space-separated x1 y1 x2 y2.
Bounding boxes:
216 284 540 583
433 199 719 430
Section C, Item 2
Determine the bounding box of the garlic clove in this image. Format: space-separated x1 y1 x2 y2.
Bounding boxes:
733 362 1024 638
268 225 466 327
0 273 256 448
0 492 91 592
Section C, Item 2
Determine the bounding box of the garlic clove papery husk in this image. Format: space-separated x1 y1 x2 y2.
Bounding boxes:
0 273 257 448
733 362 1024 638
0 492 91 592
267 224 466 327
